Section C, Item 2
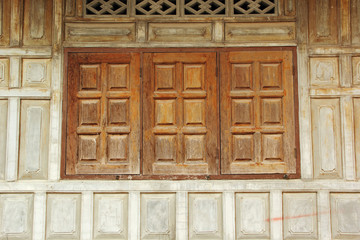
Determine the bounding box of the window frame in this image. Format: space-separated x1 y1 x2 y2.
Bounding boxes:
61 47 300 180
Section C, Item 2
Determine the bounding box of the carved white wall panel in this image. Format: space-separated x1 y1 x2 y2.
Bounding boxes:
331 193 360 239
93 193 128 239
353 57 360 86
0 100 7 180
46 194 81 239
0 59 9 88
283 193 317 239
310 57 339 87
141 193 176 239
22 59 51 88
19 100 50 180
235 193 269 239
311 98 342 178
189 193 222 240
0 194 33 239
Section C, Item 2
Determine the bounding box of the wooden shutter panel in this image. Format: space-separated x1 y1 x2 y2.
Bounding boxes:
65 52 140 175
220 51 296 174
143 52 219 175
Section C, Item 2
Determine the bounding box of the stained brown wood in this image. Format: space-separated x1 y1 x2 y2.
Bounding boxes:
143 52 218 175
23 0 53 46
0 0 10 46
309 0 339 45
65 52 140 175
220 50 296 174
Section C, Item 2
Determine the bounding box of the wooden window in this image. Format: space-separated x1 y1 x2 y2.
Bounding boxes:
62 48 298 179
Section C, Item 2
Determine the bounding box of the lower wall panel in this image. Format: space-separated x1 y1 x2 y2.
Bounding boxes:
0 188 359 239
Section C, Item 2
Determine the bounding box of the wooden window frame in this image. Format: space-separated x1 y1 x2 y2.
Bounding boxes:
61 47 300 180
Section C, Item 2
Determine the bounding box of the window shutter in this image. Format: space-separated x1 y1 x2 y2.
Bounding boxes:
220 50 296 174
65 53 141 175
143 52 219 175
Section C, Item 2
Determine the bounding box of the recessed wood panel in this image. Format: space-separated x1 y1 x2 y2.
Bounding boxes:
23 0 52 46
80 64 100 91
311 98 342 178
261 98 283 125
236 193 270 239
352 57 360 86
22 59 51 88
108 99 128 125
331 194 360 239
155 65 176 90
46 194 81 240
155 99 176 125
79 135 99 162
262 134 284 162
351 0 360 44
94 194 128 239
108 64 129 90
0 59 9 88
107 135 128 162
353 98 360 179
283 193 318 239
310 57 339 87
0 1 10 46
141 193 176 240
19 100 49 180
232 98 254 126
184 64 204 91
184 99 205 126
233 134 254 162
185 135 205 162
309 0 338 45
260 63 282 90
79 99 100 126
155 135 177 162
0 194 33 239
232 63 253 90
0 100 7 180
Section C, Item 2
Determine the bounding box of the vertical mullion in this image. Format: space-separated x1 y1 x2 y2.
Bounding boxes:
253 61 261 163
177 62 184 165
100 63 108 166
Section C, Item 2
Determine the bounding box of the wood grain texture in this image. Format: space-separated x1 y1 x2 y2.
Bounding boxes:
221 50 296 174
309 0 339 45
0 0 10 46
23 0 52 46
143 52 218 175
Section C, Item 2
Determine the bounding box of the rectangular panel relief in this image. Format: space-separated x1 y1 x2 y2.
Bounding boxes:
189 193 223 240
225 22 296 42
309 0 338 45
0 100 7 179
65 23 135 43
351 0 360 44
0 59 9 88
23 0 52 46
352 57 360 86
331 193 360 239
353 98 360 179
283 193 317 239
22 59 51 88
141 193 176 239
19 100 50 179
310 57 339 87
46 194 81 240
148 23 212 42
235 193 270 239
0 0 10 46
311 98 342 178
0 194 33 239
94 193 128 239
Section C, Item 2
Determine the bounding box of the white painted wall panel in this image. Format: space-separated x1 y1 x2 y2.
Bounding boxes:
0 194 33 239
19 100 50 180
46 193 81 240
